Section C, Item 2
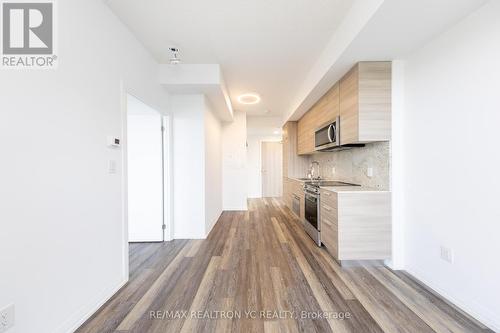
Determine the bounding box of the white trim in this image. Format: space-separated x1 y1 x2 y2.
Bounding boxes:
406 265 500 332
223 206 248 211
123 91 172 243
56 278 128 333
388 60 406 270
205 211 222 238
120 82 130 279
162 114 174 241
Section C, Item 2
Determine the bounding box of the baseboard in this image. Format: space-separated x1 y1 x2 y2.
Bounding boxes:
205 211 223 237
406 265 499 332
223 202 248 211
55 277 128 333
222 206 248 211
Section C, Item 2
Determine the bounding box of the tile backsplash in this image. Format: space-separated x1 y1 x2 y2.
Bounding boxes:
310 142 390 190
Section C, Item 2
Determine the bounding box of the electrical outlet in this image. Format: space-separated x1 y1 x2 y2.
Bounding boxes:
367 167 374 178
0 304 14 333
440 246 454 263
332 166 336 174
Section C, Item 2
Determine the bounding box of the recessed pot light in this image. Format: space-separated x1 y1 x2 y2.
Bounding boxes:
237 93 261 105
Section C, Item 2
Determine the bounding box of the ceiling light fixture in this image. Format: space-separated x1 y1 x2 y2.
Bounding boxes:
169 47 181 64
237 93 261 105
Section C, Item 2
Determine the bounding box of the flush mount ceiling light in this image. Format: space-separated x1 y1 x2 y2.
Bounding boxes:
237 93 261 105
169 47 181 64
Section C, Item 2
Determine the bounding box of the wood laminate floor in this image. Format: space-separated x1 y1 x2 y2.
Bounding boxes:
77 198 492 333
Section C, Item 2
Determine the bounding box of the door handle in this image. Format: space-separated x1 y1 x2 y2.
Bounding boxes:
327 124 334 142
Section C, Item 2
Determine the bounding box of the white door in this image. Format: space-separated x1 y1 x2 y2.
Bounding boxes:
261 141 283 197
127 95 164 242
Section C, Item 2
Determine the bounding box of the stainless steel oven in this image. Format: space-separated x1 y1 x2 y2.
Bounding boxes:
315 116 340 151
303 180 361 247
303 184 321 246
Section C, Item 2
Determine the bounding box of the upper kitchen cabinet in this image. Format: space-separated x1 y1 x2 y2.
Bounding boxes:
339 62 391 144
282 121 310 178
297 83 340 155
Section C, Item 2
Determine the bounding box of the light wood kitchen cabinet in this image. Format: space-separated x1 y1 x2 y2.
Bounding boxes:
339 62 391 144
283 124 290 178
282 121 310 179
282 122 309 220
283 178 305 220
297 83 340 155
320 188 391 262
321 216 338 258
283 177 292 208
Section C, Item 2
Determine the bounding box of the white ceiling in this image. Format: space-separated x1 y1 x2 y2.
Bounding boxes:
106 0 353 116
283 0 489 122
247 116 283 137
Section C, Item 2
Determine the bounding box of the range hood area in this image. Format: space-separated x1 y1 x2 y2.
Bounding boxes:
316 143 365 152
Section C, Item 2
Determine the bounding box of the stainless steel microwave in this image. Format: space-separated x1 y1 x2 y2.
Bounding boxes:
315 117 340 151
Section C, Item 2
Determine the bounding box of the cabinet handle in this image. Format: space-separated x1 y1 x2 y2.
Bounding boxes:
323 206 332 212
323 192 331 196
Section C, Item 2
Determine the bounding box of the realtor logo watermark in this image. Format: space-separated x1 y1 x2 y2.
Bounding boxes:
1 0 57 68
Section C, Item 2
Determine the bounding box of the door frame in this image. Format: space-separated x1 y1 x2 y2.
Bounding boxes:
261 140 283 198
120 85 173 278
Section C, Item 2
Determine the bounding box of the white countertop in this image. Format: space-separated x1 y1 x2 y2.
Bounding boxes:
320 185 389 193
288 177 388 193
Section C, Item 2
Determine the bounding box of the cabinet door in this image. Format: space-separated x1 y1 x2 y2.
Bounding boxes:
321 217 338 259
283 178 292 209
339 64 359 144
282 124 289 178
297 184 305 220
316 83 340 125
357 62 392 142
287 180 305 220
297 83 340 155
297 110 315 155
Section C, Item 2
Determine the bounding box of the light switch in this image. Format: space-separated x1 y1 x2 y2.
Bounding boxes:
332 166 336 174
440 246 454 263
108 160 117 174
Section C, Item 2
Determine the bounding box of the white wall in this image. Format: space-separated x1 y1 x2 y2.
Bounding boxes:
388 60 406 270
127 96 164 242
246 116 283 136
171 95 206 239
204 100 223 234
0 1 169 332
171 95 223 238
222 111 248 210
247 136 282 198
401 1 500 330
246 116 283 198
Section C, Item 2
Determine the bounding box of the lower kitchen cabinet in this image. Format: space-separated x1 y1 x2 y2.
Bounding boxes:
321 216 338 258
283 178 305 221
320 188 391 261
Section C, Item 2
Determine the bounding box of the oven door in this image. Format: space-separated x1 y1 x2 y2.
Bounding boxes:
304 192 319 231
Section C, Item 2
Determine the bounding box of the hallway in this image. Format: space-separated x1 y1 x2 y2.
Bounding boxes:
77 198 490 333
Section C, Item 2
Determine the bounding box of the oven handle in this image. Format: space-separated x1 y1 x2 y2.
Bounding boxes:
305 192 319 200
